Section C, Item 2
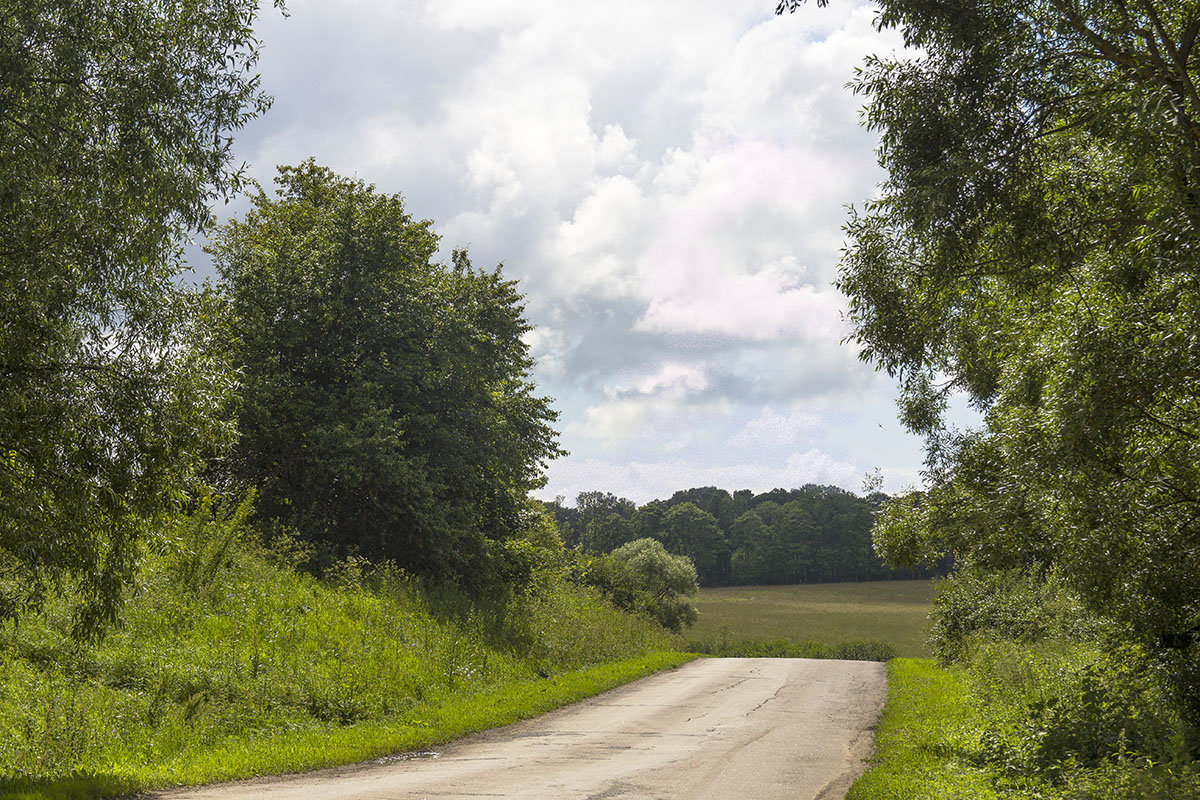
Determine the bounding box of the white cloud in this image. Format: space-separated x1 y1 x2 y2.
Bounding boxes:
614 363 710 398
567 394 731 453
229 0 927 496
729 407 822 449
547 174 648 297
538 449 918 505
635 264 847 342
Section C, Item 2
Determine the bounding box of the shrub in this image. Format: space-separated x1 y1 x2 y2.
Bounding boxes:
579 539 699 633
968 638 1188 779
929 565 1104 663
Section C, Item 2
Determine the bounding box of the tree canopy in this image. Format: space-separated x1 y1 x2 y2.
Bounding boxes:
212 161 563 588
804 0 1200 714
0 0 278 633
596 538 699 633
546 485 939 586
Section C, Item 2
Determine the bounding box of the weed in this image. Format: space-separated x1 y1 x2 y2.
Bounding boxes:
0 499 683 796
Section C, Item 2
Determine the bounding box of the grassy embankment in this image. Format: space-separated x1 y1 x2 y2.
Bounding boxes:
848 659 1000 799
848 572 1200 799
685 580 934 660
851 656 1200 799
0 503 691 800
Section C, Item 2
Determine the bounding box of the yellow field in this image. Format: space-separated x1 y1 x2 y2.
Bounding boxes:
687 580 937 658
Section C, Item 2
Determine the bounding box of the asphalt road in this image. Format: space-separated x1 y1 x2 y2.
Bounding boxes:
151 657 888 800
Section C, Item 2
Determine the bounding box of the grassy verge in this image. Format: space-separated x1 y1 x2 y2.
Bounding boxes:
0 652 693 800
0 501 688 800
848 655 1200 800
847 658 999 800
686 580 934 659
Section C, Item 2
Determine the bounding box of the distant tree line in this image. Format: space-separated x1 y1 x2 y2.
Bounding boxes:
544 486 950 587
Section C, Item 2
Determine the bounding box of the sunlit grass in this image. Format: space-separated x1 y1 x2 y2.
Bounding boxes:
686 580 935 657
847 658 999 800
0 513 687 799
0 653 693 800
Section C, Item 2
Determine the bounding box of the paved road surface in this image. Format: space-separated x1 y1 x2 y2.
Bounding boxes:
151 657 887 800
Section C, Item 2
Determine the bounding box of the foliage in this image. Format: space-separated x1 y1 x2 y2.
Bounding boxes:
847 566 1199 797
0 499 681 791
546 485 945 587
0 0 280 636
660 502 728 586
847 657 1200 800
928 566 1106 663
688 636 897 661
579 511 635 555
790 0 1200 722
968 639 1188 778
211 161 563 587
582 538 699 633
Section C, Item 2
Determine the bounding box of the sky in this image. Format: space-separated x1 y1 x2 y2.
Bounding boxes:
202 0 940 506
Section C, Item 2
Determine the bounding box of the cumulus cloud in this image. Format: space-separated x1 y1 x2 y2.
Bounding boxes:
567 393 732 452
614 363 710 398
225 0 925 498
729 407 823 449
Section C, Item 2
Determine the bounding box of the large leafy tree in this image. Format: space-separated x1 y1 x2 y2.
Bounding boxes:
661 502 729 586
212 161 563 586
781 0 1200 712
0 0 278 633
590 538 698 633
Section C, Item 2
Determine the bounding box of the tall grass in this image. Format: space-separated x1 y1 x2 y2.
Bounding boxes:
686 580 934 659
0 497 685 796
849 570 1200 799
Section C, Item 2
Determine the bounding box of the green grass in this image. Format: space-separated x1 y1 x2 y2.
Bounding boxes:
0 502 688 799
686 580 935 657
847 658 999 800
0 652 693 800
848 655 1200 800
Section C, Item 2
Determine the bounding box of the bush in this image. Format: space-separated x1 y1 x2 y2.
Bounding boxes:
1057 758 1200 800
968 638 1189 779
929 565 1105 663
579 539 699 633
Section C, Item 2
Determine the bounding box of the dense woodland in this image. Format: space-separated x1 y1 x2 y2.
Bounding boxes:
545 486 949 586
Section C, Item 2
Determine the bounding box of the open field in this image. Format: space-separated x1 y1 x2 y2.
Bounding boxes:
686 580 937 658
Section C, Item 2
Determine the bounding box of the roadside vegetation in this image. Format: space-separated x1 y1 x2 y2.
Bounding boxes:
11 0 1200 797
774 0 1200 794
849 573 1200 799
0 495 689 798
0 5 694 797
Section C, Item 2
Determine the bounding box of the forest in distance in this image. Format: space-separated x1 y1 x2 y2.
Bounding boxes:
543 485 950 586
